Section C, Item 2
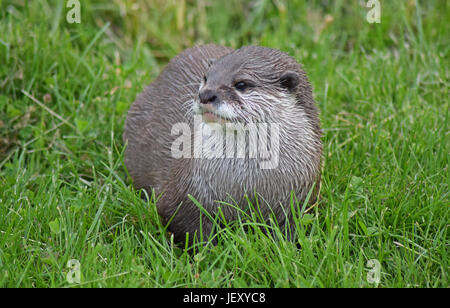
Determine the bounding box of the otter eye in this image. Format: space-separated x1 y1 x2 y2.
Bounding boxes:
203 75 207 83
234 81 248 91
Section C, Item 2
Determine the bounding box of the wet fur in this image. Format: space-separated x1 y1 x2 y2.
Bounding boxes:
123 45 322 243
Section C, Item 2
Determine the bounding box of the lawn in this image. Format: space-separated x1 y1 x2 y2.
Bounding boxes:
0 0 448 288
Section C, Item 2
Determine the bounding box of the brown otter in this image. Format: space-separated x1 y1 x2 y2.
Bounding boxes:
123 44 322 244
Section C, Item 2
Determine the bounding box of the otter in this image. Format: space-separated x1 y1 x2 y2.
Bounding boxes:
123 44 322 244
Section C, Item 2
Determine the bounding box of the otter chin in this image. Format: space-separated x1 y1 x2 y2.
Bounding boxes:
123 44 322 244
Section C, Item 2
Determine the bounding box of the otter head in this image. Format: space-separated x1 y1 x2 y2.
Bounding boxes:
193 46 313 125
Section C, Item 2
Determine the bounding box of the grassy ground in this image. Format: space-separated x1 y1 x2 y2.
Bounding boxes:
0 0 448 288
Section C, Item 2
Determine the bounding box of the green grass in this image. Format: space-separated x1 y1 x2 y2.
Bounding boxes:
0 0 448 288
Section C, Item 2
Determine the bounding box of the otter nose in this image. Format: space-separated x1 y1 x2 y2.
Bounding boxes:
199 89 218 105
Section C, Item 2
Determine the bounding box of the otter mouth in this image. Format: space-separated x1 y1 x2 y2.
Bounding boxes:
193 101 235 124
200 110 231 123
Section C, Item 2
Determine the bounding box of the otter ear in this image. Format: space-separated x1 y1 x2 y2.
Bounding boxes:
279 71 299 91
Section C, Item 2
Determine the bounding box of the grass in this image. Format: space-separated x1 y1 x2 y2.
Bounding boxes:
0 0 448 288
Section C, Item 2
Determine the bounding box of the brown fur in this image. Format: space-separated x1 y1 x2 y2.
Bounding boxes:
123 45 322 243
